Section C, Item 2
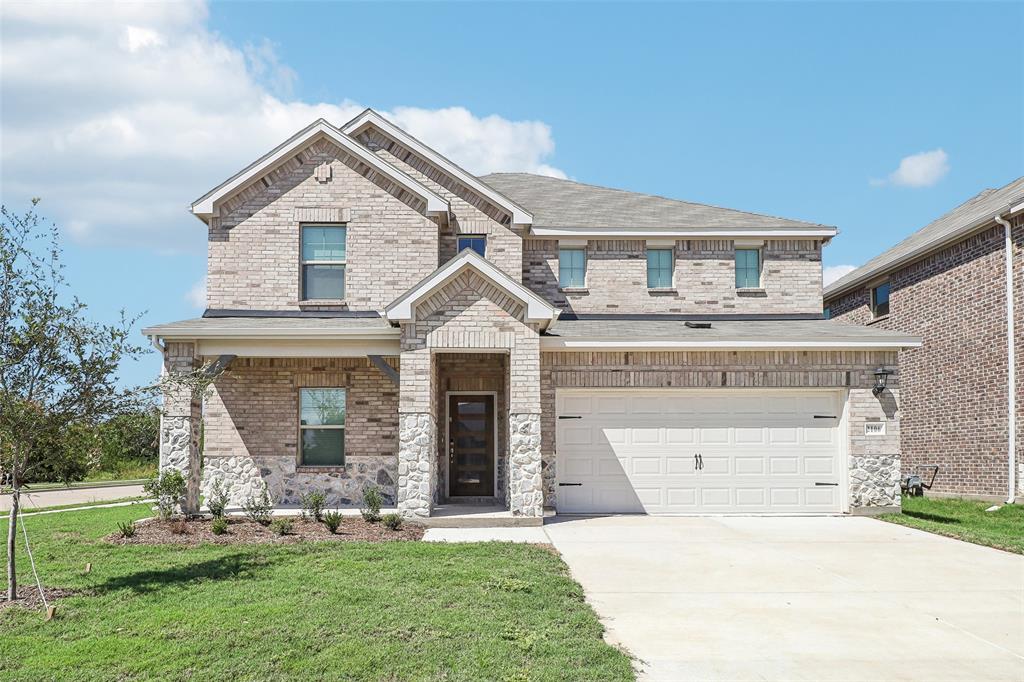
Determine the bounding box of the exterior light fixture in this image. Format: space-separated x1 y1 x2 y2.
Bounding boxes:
872 367 893 396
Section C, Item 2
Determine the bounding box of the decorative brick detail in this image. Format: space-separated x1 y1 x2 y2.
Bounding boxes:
523 238 822 315
828 220 1023 498
539 350 902 510
159 342 201 513
208 138 439 311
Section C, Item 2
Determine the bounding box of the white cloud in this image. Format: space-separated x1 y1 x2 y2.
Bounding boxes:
0 1 565 251
871 149 949 188
185 276 207 309
823 264 857 286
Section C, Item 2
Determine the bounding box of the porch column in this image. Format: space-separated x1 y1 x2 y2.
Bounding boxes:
397 343 436 518
508 336 543 517
159 342 201 514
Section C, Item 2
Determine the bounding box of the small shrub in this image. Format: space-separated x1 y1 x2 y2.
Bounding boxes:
169 519 189 535
300 490 327 522
382 512 403 531
323 510 343 534
144 470 187 520
211 517 228 535
116 520 136 539
206 479 229 519
360 485 383 523
242 489 273 526
269 518 293 536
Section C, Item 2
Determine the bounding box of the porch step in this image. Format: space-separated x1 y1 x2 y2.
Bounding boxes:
422 504 544 528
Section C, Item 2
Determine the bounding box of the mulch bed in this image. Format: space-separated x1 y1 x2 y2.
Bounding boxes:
0 587 82 613
105 516 424 546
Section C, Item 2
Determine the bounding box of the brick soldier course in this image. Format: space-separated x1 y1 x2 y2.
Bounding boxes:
149 109 920 519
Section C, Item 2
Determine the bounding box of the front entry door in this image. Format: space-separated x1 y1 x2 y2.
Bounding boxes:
448 394 495 497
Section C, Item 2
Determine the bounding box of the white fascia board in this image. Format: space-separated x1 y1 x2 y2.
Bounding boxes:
196 338 400 358
530 226 839 238
142 326 401 340
540 338 922 351
386 250 558 323
342 109 534 225
190 120 448 218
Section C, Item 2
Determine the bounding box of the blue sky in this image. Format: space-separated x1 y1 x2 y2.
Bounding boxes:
2 1 1022 389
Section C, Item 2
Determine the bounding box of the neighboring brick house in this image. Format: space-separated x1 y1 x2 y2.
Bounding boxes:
824 178 1023 502
145 109 919 520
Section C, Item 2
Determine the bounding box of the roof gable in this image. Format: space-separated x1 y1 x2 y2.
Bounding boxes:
385 249 558 325
191 119 448 221
342 109 533 225
824 176 1024 299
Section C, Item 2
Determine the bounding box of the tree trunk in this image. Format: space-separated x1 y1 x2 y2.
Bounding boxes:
6 486 18 601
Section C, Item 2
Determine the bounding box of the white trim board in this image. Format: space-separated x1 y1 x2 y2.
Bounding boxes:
540 338 921 351
191 119 448 220
530 226 839 239
342 109 534 225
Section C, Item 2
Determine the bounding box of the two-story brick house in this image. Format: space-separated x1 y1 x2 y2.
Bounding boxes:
824 178 1023 503
145 109 919 519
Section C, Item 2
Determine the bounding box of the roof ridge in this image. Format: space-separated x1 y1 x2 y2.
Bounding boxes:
482 172 829 228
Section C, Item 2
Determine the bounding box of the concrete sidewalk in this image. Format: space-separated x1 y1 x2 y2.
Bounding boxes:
0 484 144 512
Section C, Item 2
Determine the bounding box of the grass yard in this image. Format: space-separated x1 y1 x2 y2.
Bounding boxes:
0 497 146 518
880 496 1024 554
0 505 633 681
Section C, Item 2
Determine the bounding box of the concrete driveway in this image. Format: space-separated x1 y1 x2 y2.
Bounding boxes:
545 516 1024 681
0 484 144 512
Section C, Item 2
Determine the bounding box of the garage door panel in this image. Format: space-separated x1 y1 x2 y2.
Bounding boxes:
557 390 843 515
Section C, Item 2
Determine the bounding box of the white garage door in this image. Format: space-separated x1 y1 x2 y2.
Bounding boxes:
556 389 845 514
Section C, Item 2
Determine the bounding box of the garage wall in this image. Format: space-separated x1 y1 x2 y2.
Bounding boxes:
539 350 902 511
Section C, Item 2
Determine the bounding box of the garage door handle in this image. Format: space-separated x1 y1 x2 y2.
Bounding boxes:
558 483 582 487
813 415 838 419
558 415 582 420
814 482 839 486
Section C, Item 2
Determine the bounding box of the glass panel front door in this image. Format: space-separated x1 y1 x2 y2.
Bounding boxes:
448 395 495 497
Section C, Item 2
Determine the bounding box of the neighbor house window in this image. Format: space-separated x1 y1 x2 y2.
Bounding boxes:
301 224 346 300
559 248 586 288
735 248 761 288
647 248 673 288
823 306 832 320
871 282 890 318
299 388 345 466
457 235 486 257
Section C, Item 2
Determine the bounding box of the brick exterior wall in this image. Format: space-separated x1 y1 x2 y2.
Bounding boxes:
353 130 525 281
208 138 439 311
540 350 902 510
523 238 822 315
827 221 1022 498
201 356 400 507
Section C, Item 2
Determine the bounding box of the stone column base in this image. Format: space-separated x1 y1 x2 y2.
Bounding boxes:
509 413 543 517
397 412 436 518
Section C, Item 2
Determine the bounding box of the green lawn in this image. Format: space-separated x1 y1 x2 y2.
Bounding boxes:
880 496 1024 554
0 505 633 681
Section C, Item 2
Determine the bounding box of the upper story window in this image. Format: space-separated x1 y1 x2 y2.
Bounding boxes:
647 248 673 288
299 388 346 466
457 235 486 257
301 224 346 300
735 248 761 289
559 247 587 289
871 282 890 318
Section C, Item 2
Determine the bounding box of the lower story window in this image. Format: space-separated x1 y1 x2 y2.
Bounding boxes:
299 388 346 466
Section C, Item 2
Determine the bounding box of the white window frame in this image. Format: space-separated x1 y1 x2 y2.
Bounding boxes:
646 247 674 289
559 247 587 289
298 387 346 467
734 247 762 289
870 281 891 319
457 234 487 257
301 223 347 301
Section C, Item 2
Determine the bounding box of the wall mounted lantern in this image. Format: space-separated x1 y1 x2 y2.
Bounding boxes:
872 367 893 396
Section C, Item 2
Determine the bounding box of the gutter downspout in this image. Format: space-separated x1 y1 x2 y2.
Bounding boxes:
994 212 1016 504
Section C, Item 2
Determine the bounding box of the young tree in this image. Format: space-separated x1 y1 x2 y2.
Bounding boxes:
0 201 148 600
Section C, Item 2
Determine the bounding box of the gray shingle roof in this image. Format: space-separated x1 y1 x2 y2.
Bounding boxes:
824 176 1024 298
480 173 831 231
142 315 396 338
544 317 919 347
